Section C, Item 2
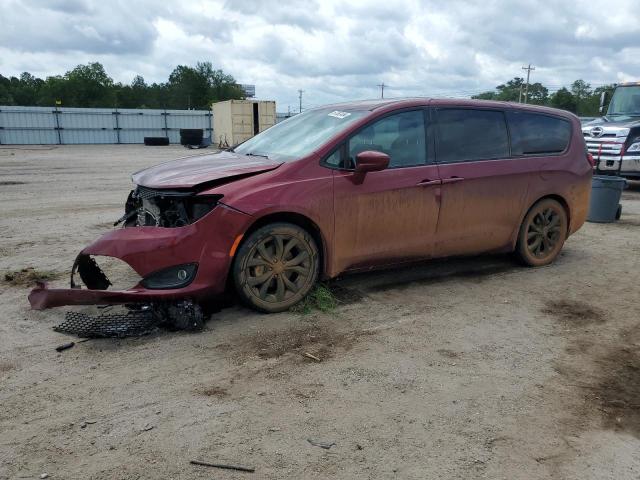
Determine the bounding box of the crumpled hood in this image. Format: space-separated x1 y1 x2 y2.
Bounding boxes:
132 151 283 189
584 116 640 129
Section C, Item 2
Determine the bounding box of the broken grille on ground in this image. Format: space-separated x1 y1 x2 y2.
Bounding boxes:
54 301 205 338
54 309 159 338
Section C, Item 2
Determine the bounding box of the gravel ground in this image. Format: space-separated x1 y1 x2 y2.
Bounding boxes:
1 145 639 480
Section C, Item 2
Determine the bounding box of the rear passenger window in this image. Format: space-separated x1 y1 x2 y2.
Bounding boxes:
508 111 571 155
436 109 509 163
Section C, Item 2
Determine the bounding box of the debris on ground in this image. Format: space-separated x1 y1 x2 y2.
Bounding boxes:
307 438 336 449
55 342 75 352
304 352 321 362
55 338 90 352
190 459 255 473
154 301 205 331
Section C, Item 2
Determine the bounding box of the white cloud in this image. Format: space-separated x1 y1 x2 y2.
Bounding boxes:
1 0 639 110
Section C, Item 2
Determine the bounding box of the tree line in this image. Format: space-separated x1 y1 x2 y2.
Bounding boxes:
0 62 618 116
0 62 245 110
472 78 616 116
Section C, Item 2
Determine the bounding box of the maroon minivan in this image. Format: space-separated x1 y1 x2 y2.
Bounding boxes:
30 99 592 314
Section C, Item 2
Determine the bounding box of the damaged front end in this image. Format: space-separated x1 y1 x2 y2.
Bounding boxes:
28 184 252 334
115 185 221 229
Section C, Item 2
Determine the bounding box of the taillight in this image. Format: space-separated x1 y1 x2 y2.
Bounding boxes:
586 152 595 167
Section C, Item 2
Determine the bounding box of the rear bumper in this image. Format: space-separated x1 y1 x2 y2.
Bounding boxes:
28 204 251 310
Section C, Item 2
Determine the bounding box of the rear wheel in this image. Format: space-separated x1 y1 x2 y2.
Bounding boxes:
516 199 568 267
232 223 320 312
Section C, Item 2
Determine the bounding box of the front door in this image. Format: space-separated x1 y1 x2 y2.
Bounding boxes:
432 107 529 257
331 109 441 273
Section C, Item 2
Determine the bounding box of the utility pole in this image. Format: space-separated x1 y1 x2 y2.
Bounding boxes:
376 82 386 99
521 64 535 104
298 90 304 113
518 84 523 103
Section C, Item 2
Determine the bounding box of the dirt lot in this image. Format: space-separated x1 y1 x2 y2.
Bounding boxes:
1 145 639 479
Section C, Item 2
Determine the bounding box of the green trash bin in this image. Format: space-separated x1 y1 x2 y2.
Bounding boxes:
587 175 626 223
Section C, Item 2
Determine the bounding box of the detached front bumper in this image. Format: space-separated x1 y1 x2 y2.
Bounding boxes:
28 204 251 310
28 282 205 310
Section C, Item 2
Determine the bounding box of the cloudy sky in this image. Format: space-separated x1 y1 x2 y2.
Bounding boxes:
1 0 639 111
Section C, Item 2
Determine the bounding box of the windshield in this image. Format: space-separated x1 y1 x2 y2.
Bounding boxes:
607 85 640 116
234 108 367 160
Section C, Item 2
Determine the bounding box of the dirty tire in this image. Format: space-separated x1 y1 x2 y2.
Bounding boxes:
516 198 568 267
233 223 320 313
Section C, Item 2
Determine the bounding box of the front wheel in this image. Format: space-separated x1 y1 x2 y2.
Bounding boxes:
232 223 320 312
515 199 568 267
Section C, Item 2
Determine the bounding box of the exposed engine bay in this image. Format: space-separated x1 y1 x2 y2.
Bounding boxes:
115 185 220 228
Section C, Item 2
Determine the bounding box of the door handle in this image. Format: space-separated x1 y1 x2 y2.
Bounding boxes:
416 179 441 186
442 176 464 184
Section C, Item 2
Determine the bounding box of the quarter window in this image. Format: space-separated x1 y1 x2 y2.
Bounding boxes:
436 109 509 163
508 111 571 155
348 110 427 168
323 148 342 167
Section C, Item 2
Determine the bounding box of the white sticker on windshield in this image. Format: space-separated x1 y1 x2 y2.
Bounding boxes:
328 110 351 119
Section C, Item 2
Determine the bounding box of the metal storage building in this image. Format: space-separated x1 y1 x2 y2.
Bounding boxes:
0 106 212 145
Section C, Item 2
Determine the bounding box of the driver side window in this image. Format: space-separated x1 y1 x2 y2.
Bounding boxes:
347 110 427 169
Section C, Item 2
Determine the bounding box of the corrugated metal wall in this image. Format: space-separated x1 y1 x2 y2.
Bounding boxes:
0 106 212 145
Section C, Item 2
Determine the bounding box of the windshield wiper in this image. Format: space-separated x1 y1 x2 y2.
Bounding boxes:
245 152 269 159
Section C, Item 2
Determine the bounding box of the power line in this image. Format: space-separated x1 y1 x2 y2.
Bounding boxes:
521 64 536 103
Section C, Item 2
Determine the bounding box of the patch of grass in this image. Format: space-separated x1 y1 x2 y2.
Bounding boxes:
199 386 229 397
3 267 63 287
291 284 338 314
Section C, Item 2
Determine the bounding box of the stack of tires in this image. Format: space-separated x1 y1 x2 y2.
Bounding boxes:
180 129 204 147
143 137 169 146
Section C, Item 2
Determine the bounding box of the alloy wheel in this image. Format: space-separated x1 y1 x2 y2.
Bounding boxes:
526 207 562 259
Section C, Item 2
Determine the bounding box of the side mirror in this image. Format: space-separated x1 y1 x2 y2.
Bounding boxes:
355 150 390 173
599 91 608 115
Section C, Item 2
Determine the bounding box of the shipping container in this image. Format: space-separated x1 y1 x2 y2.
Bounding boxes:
212 100 276 147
